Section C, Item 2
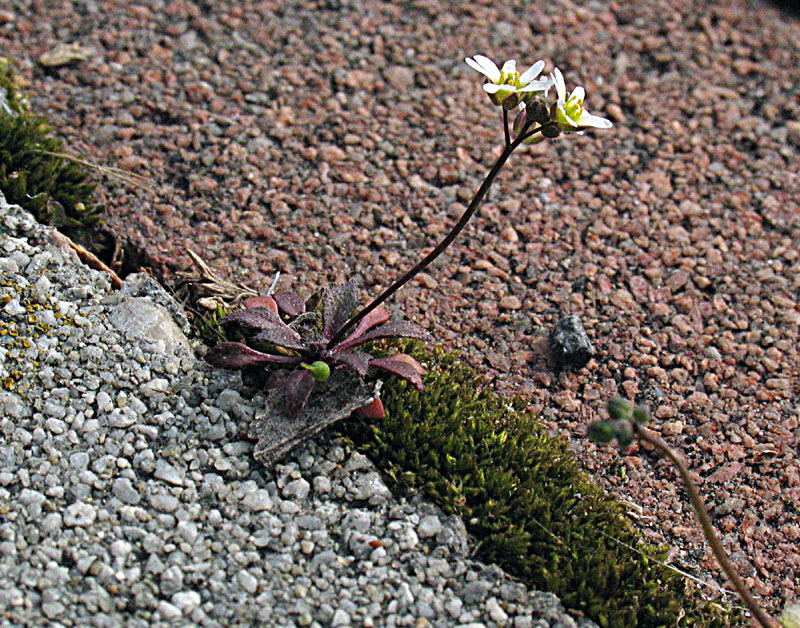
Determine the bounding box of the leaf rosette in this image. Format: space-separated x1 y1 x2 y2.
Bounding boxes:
205 278 430 418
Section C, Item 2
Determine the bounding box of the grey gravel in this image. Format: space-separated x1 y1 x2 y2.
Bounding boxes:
0 193 595 626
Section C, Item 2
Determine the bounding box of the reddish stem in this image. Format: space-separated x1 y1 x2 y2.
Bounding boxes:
634 424 779 628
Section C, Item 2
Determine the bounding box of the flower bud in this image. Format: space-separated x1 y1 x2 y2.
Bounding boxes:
587 420 616 444
541 123 561 139
526 99 550 125
512 106 528 136
607 396 633 421
302 360 331 382
632 405 651 423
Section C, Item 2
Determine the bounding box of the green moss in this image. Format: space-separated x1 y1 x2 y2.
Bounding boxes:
0 58 107 255
0 57 29 115
339 344 745 628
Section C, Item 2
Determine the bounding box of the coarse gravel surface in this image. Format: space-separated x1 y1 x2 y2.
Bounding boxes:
1 0 799 620
0 194 597 627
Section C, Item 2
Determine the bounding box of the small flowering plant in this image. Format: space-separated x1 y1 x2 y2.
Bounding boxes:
589 398 781 628
206 278 429 419
202 54 612 464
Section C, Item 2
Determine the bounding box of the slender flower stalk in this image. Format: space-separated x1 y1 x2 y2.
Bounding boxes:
327 117 557 349
327 57 611 349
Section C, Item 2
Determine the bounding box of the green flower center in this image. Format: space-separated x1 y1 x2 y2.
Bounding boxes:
563 94 585 121
498 69 521 88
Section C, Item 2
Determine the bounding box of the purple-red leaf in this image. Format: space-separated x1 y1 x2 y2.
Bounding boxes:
333 349 372 377
355 397 385 419
265 369 289 391
323 279 359 340
254 327 308 351
241 296 279 314
370 355 426 391
341 320 430 349
273 291 306 317
333 305 391 351
285 369 314 419
221 306 292 332
205 342 300 369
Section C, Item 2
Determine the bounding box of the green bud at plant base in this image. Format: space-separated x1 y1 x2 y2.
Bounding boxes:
607 396 633 421
302 361 330 382
587 421 617 444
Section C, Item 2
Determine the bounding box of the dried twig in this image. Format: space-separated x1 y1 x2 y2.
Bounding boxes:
48 230 123 289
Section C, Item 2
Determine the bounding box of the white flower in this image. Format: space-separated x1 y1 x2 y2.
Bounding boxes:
551 67 612 132
465 55 553 108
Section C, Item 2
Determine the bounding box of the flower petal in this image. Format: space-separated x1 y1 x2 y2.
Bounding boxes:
570 86 585 103
551 67 566 101
483 83 516 95
500 59 517 75
519 60 545 84
576 112 613 128
465 55 500 81
517 78 554 93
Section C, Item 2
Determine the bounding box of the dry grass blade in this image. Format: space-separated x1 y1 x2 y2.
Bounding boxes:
175 249 259 310
34 149 157 194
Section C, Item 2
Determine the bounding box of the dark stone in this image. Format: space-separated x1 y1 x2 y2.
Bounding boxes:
549 315 595 369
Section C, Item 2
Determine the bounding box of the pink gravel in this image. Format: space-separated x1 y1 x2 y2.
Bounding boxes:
2 0 798 616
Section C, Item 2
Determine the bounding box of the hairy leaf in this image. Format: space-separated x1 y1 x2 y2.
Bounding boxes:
323 278 359 339
355 398 385 419
370 355 425 391
340 320 430 350
333 305 391 351
333 349 372 376
241 295 279 314
285 368 314 419
222 306 298 335
265 369 289 390
254 327 308 351
205 342 299 368
273 291 306 317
